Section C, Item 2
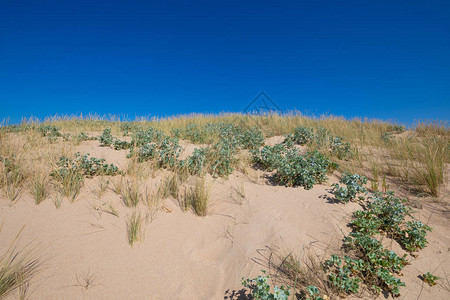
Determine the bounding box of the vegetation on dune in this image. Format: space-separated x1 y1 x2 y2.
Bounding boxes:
0 113 447 297
0 225 42 299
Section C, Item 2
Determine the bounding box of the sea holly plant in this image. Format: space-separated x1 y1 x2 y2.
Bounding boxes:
98 128 115 147
422 272 439 286
324 255 362 295
330 136 352 160
52 152 121 179
305 285 327 300
285 126 315 146
324 189 433 297
331 172 368 203
38 124 69 142
185 148 209 175
251 142 292 171
400 220 432 252
274 150 331 189
285 126 353 160
242 270 291 300
237 127 265 150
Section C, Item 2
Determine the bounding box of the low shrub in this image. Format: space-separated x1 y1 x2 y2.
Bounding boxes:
285 126 315 145
242 270 291 300
331 172 368 203
422 272 439 286
237 127 265 150
286 126 353 160
98 128 114 147
185 148 209 175
51 153 121 201
207 138 238 177
251 142 292 171
274 150 331 189
325 191 432 297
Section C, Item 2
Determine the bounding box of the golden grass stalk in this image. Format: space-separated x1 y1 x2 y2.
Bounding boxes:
0 224 42 299
184 177 209 217
126 211 144 246
121 181 140 207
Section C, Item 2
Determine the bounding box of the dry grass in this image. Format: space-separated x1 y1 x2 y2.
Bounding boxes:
158 173 181 200
126 211 144 246
1 113 448 203
0 224 42 299
183 177 210 216
267 247 339 299
121 181 141 207
384 135 448 197
30 174 49 205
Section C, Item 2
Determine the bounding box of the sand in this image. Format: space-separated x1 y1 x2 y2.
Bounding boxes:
0 138 449 300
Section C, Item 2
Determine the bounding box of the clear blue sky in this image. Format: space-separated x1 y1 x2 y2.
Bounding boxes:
1 0 449 124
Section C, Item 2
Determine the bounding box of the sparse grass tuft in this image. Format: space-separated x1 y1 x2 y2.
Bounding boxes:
184 177 210 216
126 211 144 246
121 181 140 207
0 225 42 299
31 175 48 205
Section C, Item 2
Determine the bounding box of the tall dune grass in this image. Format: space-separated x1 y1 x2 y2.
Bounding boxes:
1 113 448 200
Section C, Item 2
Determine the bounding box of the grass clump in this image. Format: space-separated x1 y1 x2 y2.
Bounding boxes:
183 178 209 216
31 175 48 205
126 211 144 246
0 225 42 299
158 173 180 200
0 156 25 202
121 181 140 207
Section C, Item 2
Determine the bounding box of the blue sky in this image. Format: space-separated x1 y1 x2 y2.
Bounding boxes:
1 0 449 124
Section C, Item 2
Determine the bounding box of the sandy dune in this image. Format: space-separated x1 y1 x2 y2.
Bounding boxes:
1 138 449 300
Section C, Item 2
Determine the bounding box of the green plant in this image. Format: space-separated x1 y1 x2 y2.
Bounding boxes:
207 138 238 177
285 126 353 160
238 127 265 150
51 153 120 201
400 220 432 252
324 255 362 295
131 127 165 146
75 132 96 143
274 150 331 189
285 126 315 145
112 139 132 150
38 125 65 142
74 153 120 176
330 136 352 160
185 148 209 175
331 172 368 203
136 143 157 162
422 272 439 286
305 285 326 300
251 142 292 171
120 122 135 136
242 270 291 300
98 128 114 147
157 137 182 169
